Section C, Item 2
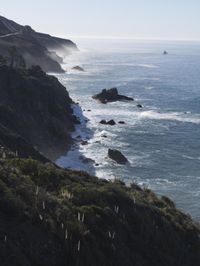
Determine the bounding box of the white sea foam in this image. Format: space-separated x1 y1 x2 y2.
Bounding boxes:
145 86 154 90
139 110 200 124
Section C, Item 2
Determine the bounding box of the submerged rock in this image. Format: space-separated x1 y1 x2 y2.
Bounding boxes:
118 121 126 124
163 51 168 55
108 149 128 164
79 155 95 164
93 88 134 103
137 104 143 108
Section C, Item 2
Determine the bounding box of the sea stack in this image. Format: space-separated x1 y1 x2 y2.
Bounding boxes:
93 88 134 103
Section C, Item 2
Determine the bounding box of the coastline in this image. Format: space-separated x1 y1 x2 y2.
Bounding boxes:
56 102 96 175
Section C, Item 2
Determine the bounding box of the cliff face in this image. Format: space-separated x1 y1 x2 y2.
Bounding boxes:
0 15 78 72
0 65 78 161
0 157 200 266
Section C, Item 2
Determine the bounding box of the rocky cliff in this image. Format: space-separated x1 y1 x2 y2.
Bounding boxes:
0 65 78 161
0 15 78 72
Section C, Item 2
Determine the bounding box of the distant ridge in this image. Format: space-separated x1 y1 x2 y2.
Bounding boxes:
0 15 78 72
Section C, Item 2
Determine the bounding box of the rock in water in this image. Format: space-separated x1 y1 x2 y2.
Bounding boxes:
99 120 107 125
107 120 116 125
72 66 85 71
108 149 128 164
93 88 134 103
99 119 116 125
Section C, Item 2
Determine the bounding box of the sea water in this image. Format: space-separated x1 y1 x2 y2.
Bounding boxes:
55 39 200 220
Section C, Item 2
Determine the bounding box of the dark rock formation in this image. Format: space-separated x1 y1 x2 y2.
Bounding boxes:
108 149 128 164
72 66 85 71
107 119 116 125
99 120 107 125
0 15 78 73
93 88 134 103
99 119 116 125
137 104 143 108
0 158 200 266
118 121 126 124
0 65 77 161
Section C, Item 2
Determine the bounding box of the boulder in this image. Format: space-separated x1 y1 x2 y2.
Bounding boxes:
137 104 143 108
99 119 116 126
118 121 125 124
108 149 128 164
107 119 116 126
99 120 107 125
72 66 85 71
92 88 134 103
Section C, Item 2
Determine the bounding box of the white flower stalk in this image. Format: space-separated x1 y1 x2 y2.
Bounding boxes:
78 240 81 251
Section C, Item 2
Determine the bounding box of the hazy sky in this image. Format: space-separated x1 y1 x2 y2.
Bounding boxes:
1 0 200 40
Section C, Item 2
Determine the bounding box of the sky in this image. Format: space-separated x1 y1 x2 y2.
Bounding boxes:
1 0 200 41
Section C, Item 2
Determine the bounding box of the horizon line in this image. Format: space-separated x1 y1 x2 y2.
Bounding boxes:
55 34 200 43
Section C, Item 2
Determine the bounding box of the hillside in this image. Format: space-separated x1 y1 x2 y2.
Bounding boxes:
0 15 78 72
0 156 200 266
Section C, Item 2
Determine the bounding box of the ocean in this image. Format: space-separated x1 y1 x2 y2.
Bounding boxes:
55 39 200 221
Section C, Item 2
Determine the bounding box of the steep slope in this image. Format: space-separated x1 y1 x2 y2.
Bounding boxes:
0 15 78 72
0 65 78 160
0 15 22 35
0 157 200 266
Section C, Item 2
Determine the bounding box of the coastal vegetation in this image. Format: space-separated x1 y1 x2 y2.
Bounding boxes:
1 155 200 266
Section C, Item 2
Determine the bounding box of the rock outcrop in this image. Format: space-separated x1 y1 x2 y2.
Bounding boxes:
93 88 134 103
0 65 77 161
108 149 128 164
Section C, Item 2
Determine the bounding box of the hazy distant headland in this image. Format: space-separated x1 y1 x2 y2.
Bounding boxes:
0 15 78 72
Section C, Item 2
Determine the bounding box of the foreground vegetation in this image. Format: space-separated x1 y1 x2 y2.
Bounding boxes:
0 156 200 266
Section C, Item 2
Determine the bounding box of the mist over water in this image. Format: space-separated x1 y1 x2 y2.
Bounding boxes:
56 39 200 221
